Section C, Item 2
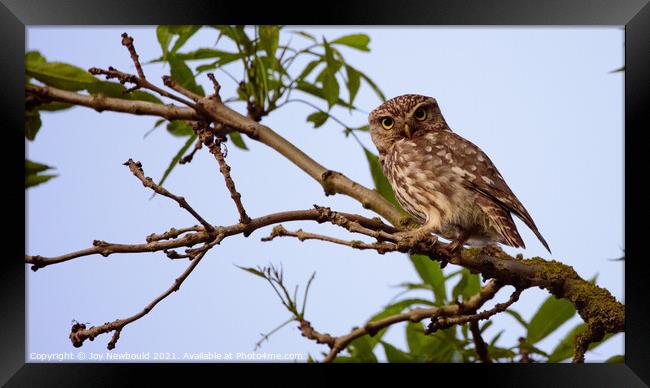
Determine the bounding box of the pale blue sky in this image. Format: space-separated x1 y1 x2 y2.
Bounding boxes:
26 26 624 362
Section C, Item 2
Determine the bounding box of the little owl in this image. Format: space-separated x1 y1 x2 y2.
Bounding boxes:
369 94 551 253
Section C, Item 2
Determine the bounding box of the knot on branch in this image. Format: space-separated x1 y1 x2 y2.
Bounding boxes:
320 170 341 196
261 225 289 242
69 321 88 348
298 319 335 348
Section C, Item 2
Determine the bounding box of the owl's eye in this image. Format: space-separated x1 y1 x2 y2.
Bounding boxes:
381 117 394 130
414 107 427 121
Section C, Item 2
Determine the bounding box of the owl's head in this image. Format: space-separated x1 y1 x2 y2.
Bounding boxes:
368 94 448 154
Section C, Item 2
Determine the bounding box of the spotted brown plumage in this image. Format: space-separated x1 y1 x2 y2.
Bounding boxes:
369 94 551 253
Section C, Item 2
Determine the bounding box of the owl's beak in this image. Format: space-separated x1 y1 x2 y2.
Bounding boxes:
403 123 412 138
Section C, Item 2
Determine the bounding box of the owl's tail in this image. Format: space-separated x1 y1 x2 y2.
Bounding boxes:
514 213 552 254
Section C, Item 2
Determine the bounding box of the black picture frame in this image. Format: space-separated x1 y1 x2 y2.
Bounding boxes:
3 0 648 386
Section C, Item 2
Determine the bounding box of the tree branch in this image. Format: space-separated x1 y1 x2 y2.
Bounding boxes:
25 82 410 228
425 287 522 334
25 206 397 271
69 247 208 349
318 279 502 362
261 224 398 254
198 125 251 224
25 84 200 121
470 321 491 363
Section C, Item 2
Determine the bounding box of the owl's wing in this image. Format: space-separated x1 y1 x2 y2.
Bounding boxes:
438 131 551 254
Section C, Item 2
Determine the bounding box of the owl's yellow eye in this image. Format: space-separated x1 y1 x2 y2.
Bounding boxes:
381 117 394 130
414 107 427 121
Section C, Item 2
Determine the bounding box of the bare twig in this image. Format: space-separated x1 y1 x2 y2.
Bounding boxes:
426 287 522 334
69 248 208 349
124 159 216 236
162 75 202 103
88 67 197 109
519 337 532 363
207 73 222 102
261 225 398 254
179 137 203 164
120 32 146 80
470 320 492 363
206 133 251 224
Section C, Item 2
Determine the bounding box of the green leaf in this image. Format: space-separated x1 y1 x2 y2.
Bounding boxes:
229 132 248 150
25 51 46 84
606 355 624 363
357 68 386 101
144 119 166 138
547 323 616 362
26 159 57 188
25 50 46 65
26 160 52 175
37 101 73 111
26 61 97 91
25 109 42 140
323 39 338 72
406 322 457 361
331 34 370 51
295 80 353 109
26 173 57 188
381 341 414 362
527 295 576 344
452 269 480 302
331 356 355 363
345 65 361 107
489 330 504 347
480 320 493 333
255 56 270 104
296 59 321 82
259 25 280 59
519 341 550 358
366 298 433 348
394 282 434 292
347 336 377 362
320 39 340 109
505 309 529 329
609 66 625 73
409 254 445 305
292 30 316 41
170 25 201 54
166 120 194 137
157 134 197 188
156 26 172 59
315 62 342 84
235 265 267 279
161 48 240 63
321 71 339 109
306 111 329 128
168 55 205 97
362 147 400 209
487 345 517 360
343 124 369 137
214 25 252 54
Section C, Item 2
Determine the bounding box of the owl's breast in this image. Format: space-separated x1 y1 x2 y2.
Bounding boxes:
383 140 482 231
